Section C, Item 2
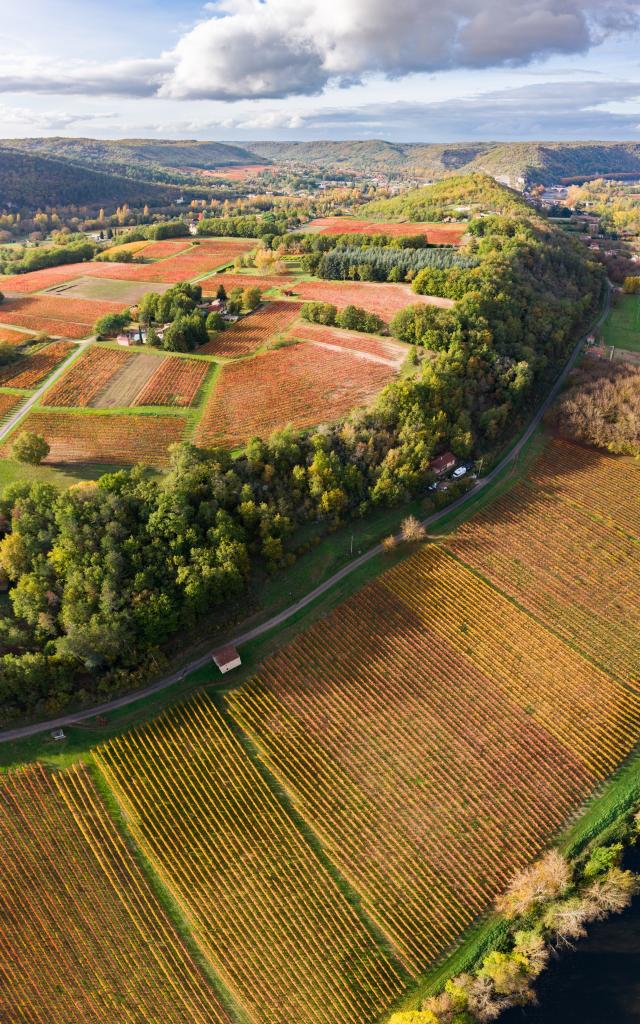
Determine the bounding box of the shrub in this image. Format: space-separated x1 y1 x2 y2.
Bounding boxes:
12 431 50 465
400 516 426 543
94 311 131 338
497 850 571 918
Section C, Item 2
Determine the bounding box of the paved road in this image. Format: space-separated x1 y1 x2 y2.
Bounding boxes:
0 338 92 442
0 287 610 743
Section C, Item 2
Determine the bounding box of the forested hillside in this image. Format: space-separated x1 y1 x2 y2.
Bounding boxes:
0 148 198 207
362 174 531 221
246 140 640 186
0 138 267 187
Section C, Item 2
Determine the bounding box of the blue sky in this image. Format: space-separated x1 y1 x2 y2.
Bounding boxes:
1 0 640 142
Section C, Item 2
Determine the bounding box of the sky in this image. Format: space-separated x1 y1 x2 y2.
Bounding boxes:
1 0 640 143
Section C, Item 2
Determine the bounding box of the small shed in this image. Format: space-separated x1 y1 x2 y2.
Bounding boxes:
212 645 242 674
429 451 457 477
51 728 66 742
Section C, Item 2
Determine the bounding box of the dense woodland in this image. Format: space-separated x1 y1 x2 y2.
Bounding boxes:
0 194 604 722
548 360 640 456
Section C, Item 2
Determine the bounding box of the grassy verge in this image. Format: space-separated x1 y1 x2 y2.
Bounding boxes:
0 458 122 494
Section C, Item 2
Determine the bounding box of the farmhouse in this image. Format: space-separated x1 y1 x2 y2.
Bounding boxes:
429 451 457 476
212 645 242 674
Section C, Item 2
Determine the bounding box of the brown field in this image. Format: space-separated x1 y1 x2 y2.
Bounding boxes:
0 294 125 339
133 356 210 407
43 347 133 407
290 280 454 321
190 164 272 180
288 322 408 367
95 353 164 408
0 341 74 389
49 276 173 304
205 271 297 295
0 326 34 345
199 301 303 357
7 409 186 466
306 217 467 244
0 391 23 422
196 339 396 448
137 239 193 259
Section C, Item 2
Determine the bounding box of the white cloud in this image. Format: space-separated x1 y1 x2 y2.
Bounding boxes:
0 104 117 131
162 0 640 100
0 1 638 102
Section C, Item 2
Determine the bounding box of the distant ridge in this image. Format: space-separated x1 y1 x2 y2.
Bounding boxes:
244 140 640 188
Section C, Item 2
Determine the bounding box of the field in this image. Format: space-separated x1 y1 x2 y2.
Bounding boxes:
43 346 132 406
1 263 96 293
228 542 640 974
194 164 272 180
0 391 22 423
50 276 174 304
196 340 396 447
601 293 640 352
133 356 210 407
206 271 297 294
0 763 231 1024
0 326 34 345
200 300 303 357
0 294 125 338
449 439 640 687
288 322 408 367
289 280 454 321
95 694 404 1024
6 409 185 466
0 341 74 388
43 346 211 409
305 218 467 244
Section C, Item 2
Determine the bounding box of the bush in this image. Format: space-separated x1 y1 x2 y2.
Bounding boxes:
12 432 50 465
94 311 131 338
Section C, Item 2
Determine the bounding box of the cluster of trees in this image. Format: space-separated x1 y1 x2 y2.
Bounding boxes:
138 282 208 352
198 212 298 246
548 360 640 456
301 301 384 334
1 239 97 276
566 179 640 237
393 835 639 1024
361 173 531 223
304 245 476 283
0 203 603 720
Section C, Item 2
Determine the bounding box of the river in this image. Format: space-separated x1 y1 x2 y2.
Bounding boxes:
501 848 640 1024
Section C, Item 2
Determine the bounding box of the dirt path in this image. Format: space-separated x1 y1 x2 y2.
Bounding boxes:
0 286 611 743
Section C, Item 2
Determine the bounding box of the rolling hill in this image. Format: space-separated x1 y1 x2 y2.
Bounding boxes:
0 137 266 188
246 140 640 188
361 173 531 221
0 147 210 208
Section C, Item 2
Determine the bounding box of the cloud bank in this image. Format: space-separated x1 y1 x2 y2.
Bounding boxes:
0 1 638 101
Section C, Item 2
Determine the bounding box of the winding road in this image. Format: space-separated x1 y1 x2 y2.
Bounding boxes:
0 286 611 743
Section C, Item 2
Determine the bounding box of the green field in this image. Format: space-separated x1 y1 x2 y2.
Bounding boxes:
601 292 640 352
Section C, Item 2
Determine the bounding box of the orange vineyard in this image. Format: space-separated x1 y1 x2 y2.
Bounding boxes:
196 339 395 447
227 544 640 973
199 300 302 357
0 764 232 1024
7 409 185 465
95 695 404 1024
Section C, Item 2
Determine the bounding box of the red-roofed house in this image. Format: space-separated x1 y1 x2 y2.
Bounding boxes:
429 451 457 476
212 645 242 674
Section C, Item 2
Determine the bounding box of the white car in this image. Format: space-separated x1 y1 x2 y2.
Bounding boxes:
452 466 467 479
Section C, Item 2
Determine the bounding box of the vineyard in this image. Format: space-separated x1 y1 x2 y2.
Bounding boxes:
94 694 404 1024
0 391 22 423
133 356 210 407
0 764 231 1024
227 544 640 974
0 294 125 338
288 322 408 367
449 439 640 688
0 327 34 344
306 218 467 244
0 341 74 388
291 280 454 320
196 339 396 447
43 346 132 406
199 300 303 357
1 263 94 293
7 409 185 465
